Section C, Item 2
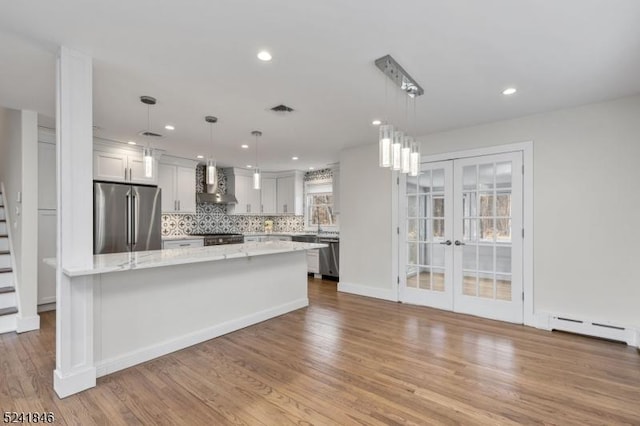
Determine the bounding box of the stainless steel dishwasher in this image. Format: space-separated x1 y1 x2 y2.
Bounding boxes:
318 237 339 278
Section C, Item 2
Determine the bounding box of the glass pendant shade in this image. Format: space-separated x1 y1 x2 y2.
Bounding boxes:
253 169 261 190
391 130 403 170
143 147 153 178
379 124 394 167
409 141 420 177
206 158 217 186
401 135 412 174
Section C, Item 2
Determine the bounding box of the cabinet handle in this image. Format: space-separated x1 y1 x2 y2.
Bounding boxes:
179 243 190 247
284 204 287 213
129 168 132 181
124 168 128 181
178 200 181 211
261 204 264 213
247 204 251 213
174 200 177 211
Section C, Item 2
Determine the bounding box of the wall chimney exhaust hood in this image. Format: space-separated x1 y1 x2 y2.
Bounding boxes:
197 187 238 204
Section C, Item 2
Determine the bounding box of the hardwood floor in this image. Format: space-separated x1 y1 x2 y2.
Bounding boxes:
1 278 639 425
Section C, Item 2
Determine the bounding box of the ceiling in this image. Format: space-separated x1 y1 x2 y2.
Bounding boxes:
1 0 639 171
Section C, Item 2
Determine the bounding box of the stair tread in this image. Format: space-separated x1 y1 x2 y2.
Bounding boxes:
0 251 9 255
0 307 17 316
0 286 15 294
0 268 13 274
0 235 7 238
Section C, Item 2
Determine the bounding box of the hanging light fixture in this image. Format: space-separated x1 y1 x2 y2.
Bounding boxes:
205 116 218 187
139 95 157 178
251 130 262 189
374 55 423 175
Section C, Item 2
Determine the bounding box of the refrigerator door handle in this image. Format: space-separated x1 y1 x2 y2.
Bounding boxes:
126 192 131 245
132 193 138 245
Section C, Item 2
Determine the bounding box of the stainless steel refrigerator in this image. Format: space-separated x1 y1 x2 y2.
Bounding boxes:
94 182 162 254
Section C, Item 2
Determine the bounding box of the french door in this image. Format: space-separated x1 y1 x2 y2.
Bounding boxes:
400 152 523 323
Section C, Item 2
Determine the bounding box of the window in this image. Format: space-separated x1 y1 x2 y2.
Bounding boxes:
305 182 338 228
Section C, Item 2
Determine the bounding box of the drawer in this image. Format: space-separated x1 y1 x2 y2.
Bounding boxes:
163 239 204 249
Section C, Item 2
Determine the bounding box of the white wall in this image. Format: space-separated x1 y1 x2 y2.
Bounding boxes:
418 95 640 327
339 143 397 300
0 106 39 328
341 95 640 328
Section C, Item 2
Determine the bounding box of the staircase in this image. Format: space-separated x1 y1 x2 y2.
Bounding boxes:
0 192 17 334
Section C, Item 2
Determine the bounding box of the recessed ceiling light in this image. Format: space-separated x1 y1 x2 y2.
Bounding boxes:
241 144 249 149
127 141 137 145
292 156 299 160
309 167 315 170
257 51 272 61
196 155 204 159
164 124 175 130
502 87 517 95
372 119 382 126
247 165 253 168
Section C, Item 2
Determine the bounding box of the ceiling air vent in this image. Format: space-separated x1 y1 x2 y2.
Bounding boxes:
138 130 163 138
270 104 295 113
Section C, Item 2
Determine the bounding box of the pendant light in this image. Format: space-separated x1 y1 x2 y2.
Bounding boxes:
379 124 393 167
251 130 262 190
140 96 157 178
205 116 218 187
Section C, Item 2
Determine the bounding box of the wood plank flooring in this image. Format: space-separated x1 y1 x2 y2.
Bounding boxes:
1 278 639 425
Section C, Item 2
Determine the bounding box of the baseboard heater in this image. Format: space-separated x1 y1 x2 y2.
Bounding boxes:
550 315 636 345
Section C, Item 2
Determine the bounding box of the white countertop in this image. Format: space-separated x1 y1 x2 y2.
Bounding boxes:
44 241 327 277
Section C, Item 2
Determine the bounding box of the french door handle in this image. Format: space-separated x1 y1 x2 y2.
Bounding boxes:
439 240 452 246
454 240 465 246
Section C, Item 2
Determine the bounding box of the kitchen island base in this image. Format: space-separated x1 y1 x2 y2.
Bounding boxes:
51 245 316 398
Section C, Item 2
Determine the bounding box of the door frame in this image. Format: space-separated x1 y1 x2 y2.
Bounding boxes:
392 141 534 326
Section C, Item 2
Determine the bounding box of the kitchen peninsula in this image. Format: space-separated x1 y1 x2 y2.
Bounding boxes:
46 240 325 398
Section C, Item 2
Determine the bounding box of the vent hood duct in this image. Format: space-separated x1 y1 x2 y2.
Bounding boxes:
196 184 238 204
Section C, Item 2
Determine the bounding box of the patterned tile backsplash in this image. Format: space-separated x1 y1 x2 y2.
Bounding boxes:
162 205 305 235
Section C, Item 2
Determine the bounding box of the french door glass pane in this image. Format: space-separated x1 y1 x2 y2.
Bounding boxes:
432 268 445 292
460 158 514 302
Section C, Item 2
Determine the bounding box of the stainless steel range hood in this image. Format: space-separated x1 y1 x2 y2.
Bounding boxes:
197 192 237 204
197 185 238 204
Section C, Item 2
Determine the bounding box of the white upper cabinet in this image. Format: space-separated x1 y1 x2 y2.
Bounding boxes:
158 157 197 213
225 168 261 215
93 141 159 185
261 176 277 214
276 171 304 215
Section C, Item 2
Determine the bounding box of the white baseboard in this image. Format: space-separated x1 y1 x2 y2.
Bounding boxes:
530 312 551 330
38 303 56 313
16 314 40 333
54 367 97 399
548 313 638 346
0 313 16 334
95 298 309 378
337 281 398 302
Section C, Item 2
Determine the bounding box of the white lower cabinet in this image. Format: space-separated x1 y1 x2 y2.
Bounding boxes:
162 239 204 249
307 249 320 274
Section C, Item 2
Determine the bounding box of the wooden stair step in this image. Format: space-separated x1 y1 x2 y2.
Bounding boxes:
0 286 15 294
0 235 7 238
0 268 13 274
0 307 18 317
0 251 9 255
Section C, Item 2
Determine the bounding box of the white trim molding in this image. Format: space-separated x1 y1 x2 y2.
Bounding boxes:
338 281 399 302
16 315 40 333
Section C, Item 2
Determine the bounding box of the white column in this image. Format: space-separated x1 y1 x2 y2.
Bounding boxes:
54 46 96 398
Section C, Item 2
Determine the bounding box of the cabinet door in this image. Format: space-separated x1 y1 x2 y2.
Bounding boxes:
277 176 293 214
176 166 196 213
38 210 57 305
234 175 249 214
94 151 127 182
129 155 158 185
38 142 57 210
158 163 177 212
261 178 277 214
247 179 261 214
